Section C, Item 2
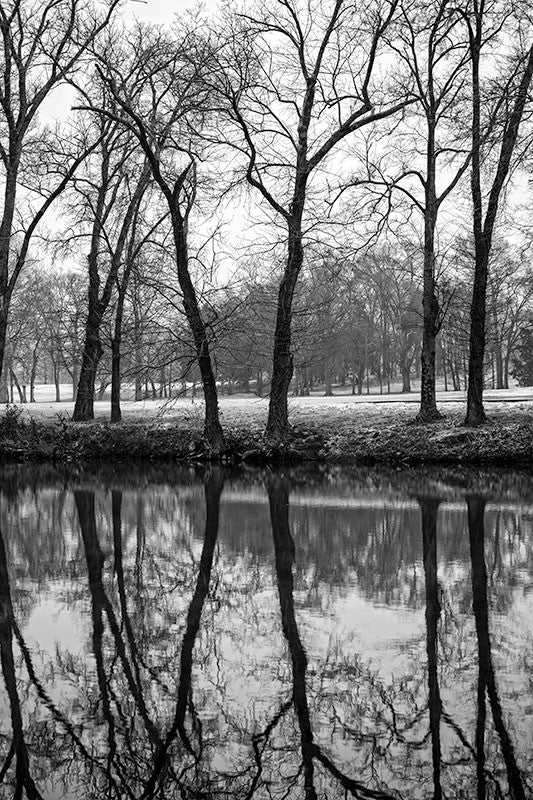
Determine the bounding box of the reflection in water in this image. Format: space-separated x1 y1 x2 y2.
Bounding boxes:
142 468 224 798
268 474 317 800
419 496 442 800
467 496 526 800
0 523 35 798
0 465 531 799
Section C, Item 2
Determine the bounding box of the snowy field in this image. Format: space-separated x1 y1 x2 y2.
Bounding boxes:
6 384 533 428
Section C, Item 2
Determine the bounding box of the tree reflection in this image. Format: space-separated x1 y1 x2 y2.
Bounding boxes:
0 523 40 798
268 473 317 800
267 473 398 800
141 467 224 798
0 467 532 799
467 495 526 800
419 496 443 800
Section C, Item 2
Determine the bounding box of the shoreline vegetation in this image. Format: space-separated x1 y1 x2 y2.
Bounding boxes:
1 395 533 465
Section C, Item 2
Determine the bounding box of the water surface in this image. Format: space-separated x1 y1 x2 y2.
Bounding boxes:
0 464 532 799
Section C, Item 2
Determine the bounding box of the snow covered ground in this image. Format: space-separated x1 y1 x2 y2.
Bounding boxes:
7 384 533 427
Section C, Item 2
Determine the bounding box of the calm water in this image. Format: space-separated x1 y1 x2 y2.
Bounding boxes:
0 464 532 800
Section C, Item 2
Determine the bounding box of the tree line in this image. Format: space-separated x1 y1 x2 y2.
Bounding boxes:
2 0 533 453
5 240 532 405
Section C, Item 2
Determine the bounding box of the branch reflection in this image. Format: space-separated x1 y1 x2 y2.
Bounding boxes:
267 473 398 800
467 495 526 800
419 495 442 800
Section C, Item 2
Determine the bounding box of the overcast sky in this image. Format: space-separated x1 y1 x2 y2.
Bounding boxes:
129 0 219 25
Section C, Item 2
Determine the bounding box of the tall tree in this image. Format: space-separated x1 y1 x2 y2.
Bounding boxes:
70 103 150 421
216 0 412 439
463 4 533 424
88 25 226 454
385 0 471 420
0 0 119 400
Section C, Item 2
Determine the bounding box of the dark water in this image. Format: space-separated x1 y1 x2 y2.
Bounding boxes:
0 464 532 800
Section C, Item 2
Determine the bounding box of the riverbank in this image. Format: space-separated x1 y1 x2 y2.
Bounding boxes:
1 396 533 464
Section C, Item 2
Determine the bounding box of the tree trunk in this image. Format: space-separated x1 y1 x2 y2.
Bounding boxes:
53 363 61 402
303 365 309 396
324 366 333 397
110 334 122 423
267 210 306 440
73 328 103 419
494 341 504 389
465 32 533 424
466 244 488 425
172 210 224 455
72 364 79 402
450 360 460 391
503 351 510 390
256 369 263 397
10 370 25 403
30 348 38 403
401 342 412 393
0 313 9 403
417 141 441 421
73 200 105 421
0 160 20 389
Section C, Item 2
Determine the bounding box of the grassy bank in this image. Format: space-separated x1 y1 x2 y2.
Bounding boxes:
1 399 533 465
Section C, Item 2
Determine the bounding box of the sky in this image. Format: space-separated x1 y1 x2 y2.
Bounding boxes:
128 0 219 25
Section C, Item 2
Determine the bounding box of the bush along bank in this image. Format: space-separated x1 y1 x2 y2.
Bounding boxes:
2 404 533 465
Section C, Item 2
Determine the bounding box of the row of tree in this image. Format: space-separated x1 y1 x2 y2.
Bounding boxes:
5 240 533 406
2 0 533 453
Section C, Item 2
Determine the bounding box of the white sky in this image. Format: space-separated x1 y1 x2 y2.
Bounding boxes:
127 0 220 25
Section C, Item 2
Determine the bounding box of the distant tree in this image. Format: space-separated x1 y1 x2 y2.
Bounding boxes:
511 317 533 387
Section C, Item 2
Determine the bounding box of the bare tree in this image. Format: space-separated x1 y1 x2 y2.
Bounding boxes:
87 25 226 454
109 197 168 422
0 0 120 401
382 0 471 420
214 0 412 439
462 4 533 424
69 100 150 421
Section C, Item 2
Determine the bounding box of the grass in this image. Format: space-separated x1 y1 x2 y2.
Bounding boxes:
1 390 533 465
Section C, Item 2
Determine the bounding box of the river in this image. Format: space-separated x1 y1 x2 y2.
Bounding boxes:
0 463 532 799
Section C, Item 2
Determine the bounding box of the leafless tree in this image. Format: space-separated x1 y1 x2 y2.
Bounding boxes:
68 96 151 421
462 3 533 424
381 0 471 420
0 0 120 401
85 25 226 453
213 0 413 439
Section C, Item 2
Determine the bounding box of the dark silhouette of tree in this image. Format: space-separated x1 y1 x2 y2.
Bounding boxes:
140 468 224 798
71 97 151 421
419 496 443 799
215 0 412 439
463 8 533 425
88 26 225 453
467 495 526 800
0 0 120 400
0 524 42 798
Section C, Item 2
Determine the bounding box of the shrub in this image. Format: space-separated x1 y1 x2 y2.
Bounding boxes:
0 404 26 439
